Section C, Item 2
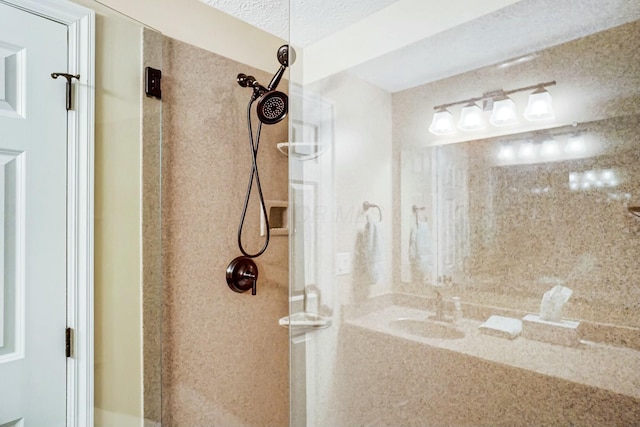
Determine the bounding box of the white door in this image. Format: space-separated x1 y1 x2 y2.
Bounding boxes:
0 2 69 426
435 144 469 283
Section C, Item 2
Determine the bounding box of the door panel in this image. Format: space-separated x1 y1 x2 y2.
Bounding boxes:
436 144 469 283
0 2 68 426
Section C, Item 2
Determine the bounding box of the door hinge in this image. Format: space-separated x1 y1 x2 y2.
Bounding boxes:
66 327 74 358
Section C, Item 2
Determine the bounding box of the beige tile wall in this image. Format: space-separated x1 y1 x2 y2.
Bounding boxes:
161 37 289 426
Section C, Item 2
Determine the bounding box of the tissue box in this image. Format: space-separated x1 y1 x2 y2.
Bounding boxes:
521 314 580 347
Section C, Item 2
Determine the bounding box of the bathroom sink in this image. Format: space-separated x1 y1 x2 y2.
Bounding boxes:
389 318 465 340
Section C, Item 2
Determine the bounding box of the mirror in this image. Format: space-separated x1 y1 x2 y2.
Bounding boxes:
398 20 640 327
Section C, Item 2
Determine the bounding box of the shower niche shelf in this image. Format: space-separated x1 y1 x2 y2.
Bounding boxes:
261 199 288 236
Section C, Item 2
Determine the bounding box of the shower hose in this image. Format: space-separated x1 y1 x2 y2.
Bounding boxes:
237 97 270 258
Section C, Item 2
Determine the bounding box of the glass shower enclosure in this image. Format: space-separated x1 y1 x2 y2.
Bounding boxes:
288 1 640 425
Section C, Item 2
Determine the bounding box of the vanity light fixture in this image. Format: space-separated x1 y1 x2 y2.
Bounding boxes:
428 108 455 135
428 80 556 136
496 123 594 165
458 102 484 131
524 86 555 121
489 96 518 127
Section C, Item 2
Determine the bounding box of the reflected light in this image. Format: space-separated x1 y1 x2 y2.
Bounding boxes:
569 169 618 191
565 134 585 153
518 141 535 159
540 138 559 157
498 144 515 161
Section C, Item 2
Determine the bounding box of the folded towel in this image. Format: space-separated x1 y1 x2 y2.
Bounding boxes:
409 221 431 282
479 315 523 339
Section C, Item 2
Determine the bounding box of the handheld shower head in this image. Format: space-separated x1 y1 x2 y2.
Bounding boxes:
256 91 288 125
237 45 294 125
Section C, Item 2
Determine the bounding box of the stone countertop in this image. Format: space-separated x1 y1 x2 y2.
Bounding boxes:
346 305 640 400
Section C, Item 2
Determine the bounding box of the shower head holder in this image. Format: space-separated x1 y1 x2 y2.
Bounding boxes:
236 45 293 125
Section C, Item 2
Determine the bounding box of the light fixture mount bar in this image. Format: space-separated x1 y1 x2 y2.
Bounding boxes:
433 80 556 111
503 80 556 96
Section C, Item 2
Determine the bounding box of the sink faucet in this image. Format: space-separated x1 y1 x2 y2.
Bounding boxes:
429 289 462 323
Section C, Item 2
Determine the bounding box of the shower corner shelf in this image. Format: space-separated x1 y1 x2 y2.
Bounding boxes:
278 312 332 330
276 142 326 160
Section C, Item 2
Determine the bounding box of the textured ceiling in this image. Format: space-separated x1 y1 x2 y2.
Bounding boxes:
200 0 640 92
200 0 401 46
350 0 640 92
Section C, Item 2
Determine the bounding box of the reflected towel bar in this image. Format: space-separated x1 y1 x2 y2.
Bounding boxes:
412 205 426 223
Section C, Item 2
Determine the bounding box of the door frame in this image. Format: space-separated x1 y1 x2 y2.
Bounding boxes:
0 0 95 426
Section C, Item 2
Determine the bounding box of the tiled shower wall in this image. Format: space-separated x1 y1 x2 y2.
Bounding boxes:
161 37 289 426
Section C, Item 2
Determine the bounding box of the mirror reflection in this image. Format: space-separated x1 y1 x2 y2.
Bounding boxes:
398 20 640 328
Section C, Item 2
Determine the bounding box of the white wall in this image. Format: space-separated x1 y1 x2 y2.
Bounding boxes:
93 0 285 74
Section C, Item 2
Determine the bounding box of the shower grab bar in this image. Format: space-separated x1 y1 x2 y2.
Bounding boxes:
363 201 382 222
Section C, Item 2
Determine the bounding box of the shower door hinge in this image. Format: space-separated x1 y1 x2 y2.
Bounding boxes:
145 67 162 99
66 327 74 358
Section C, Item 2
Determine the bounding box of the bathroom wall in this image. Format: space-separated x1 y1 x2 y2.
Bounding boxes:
306 72 394 304
94 0 283 74
161 37 289 426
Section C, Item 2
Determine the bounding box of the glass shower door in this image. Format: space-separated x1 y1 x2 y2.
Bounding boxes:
287 82 335 426
289 1 640 426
